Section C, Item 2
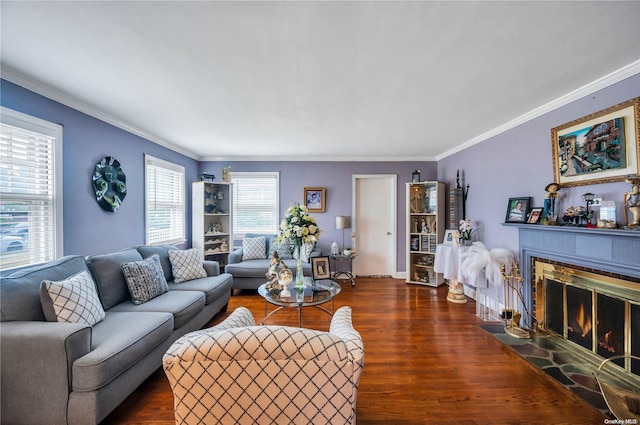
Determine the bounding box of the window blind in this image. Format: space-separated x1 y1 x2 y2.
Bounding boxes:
0 109 63 271
145 155 185 245
231 172 279 238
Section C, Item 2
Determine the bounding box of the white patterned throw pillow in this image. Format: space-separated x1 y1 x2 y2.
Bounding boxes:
293 241 315 263
122 254 170 304
41 270 106 326
169 248 208 284
242 236 266 260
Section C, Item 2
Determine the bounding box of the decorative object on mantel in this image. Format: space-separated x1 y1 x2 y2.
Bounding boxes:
551 96 639 187
541 182 561 225
92 156 126 212
597 200 617 228
623 174 640 228
221 162 231 182
582 192 597 228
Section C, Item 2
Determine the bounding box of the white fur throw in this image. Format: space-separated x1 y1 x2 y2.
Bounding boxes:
461 242 516 286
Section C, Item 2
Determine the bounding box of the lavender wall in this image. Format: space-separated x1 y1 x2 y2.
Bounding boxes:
1 80 200 256
437 74 640 255
200 161 436 270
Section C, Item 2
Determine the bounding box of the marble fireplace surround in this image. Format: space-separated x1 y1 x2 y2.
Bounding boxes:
509 223 640 327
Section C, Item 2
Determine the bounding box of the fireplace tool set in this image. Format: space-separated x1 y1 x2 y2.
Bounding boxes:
500 262 531 339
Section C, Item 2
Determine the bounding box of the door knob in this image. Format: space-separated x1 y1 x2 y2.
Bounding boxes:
387 232 392 235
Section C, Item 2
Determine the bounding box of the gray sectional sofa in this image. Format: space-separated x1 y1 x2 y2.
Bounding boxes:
225 234 318 290
0 244 233 425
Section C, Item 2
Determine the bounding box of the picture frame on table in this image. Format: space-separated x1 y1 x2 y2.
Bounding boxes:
505 197 531 223
311 256 331 280
443 229 457 246
527 207 543 224
551 96 639 187
304 187 326 213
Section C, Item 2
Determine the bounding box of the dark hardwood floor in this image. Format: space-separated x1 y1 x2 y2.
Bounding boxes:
102 278 606 424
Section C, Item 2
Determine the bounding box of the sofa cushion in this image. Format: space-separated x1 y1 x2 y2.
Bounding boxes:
122 254 170 304
293 241 315 263
86 249 144 310
168 273 233 305
72 311 173 392
108 290 205 330
40 270 106 326
225 258 312 278
169 248 207 284
136 244 178 282
242 236 266 260
1 255 90 322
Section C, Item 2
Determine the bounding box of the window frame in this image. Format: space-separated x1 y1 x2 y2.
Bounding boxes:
144 154 186 246
230 171 280 240
0 107 63 270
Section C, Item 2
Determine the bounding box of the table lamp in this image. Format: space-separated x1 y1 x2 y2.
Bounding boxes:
335 215 352 252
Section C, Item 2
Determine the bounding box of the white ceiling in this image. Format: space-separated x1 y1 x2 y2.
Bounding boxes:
1 1 639 161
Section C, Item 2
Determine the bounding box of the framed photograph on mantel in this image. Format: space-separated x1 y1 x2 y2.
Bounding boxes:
505 197 531 223
551 96 640 187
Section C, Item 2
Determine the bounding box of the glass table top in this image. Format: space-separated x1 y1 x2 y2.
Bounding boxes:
258 276 341 308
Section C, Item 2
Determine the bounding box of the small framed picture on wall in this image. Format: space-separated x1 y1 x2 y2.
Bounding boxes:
304 187 326 213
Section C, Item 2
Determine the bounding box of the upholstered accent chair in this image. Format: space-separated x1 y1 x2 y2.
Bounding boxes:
163 306 364 425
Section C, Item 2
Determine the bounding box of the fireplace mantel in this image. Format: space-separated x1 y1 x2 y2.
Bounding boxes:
506 223 640 279
505 223 640 318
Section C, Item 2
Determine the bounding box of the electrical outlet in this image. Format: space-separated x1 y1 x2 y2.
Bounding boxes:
592 197 603 207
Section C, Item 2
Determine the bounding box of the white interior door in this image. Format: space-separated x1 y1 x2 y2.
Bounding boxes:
352 175 396 277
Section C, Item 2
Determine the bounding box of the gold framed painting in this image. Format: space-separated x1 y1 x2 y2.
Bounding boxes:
304 187 325 213
551 96 639 187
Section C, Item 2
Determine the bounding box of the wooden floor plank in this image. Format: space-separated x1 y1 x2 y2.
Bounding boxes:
102 278 606 424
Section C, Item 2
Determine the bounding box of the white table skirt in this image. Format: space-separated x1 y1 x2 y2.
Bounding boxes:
434 244 488 288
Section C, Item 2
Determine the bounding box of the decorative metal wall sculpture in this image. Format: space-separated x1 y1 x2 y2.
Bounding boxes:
92 156 126 212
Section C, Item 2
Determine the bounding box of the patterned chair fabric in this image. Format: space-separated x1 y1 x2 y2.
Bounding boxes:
163 306 364 425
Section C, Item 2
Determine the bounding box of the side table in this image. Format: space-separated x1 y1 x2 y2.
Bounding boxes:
434 244 470 303
330 253 357 286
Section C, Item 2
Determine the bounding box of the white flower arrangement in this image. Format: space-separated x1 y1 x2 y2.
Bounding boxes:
276 202 322 253
459 218 476 241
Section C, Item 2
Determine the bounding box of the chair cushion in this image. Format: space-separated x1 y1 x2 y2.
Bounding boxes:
242 236 266 260
122 254 169 304
72 311 173 392
40 270 105 326
108 290 205 330
169 248 207 284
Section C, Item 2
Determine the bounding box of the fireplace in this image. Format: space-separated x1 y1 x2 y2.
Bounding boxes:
535 260 639 375
509 224 640 379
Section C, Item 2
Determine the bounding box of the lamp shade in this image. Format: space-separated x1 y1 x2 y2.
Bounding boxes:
335 215 352 230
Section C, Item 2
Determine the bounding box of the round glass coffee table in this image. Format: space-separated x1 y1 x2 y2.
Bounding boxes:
257 276 341 327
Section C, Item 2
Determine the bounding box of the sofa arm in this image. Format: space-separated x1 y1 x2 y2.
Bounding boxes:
0 321 92 425
330 306 364 364
202 260 220 276
228 248 243 264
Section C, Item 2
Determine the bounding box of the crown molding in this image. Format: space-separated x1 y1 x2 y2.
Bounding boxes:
436 59 640 161
0 65 200 160
3 59 639 164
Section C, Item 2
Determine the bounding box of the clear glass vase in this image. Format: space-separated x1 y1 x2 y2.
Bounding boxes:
295 259 305 288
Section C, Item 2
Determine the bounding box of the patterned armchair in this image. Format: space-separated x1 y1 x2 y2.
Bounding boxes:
163 306 364 425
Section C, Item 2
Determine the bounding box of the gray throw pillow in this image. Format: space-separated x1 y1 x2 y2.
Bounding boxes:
168 248 208 284
40 270 106 326
122 254 170 304
270 239 294 259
